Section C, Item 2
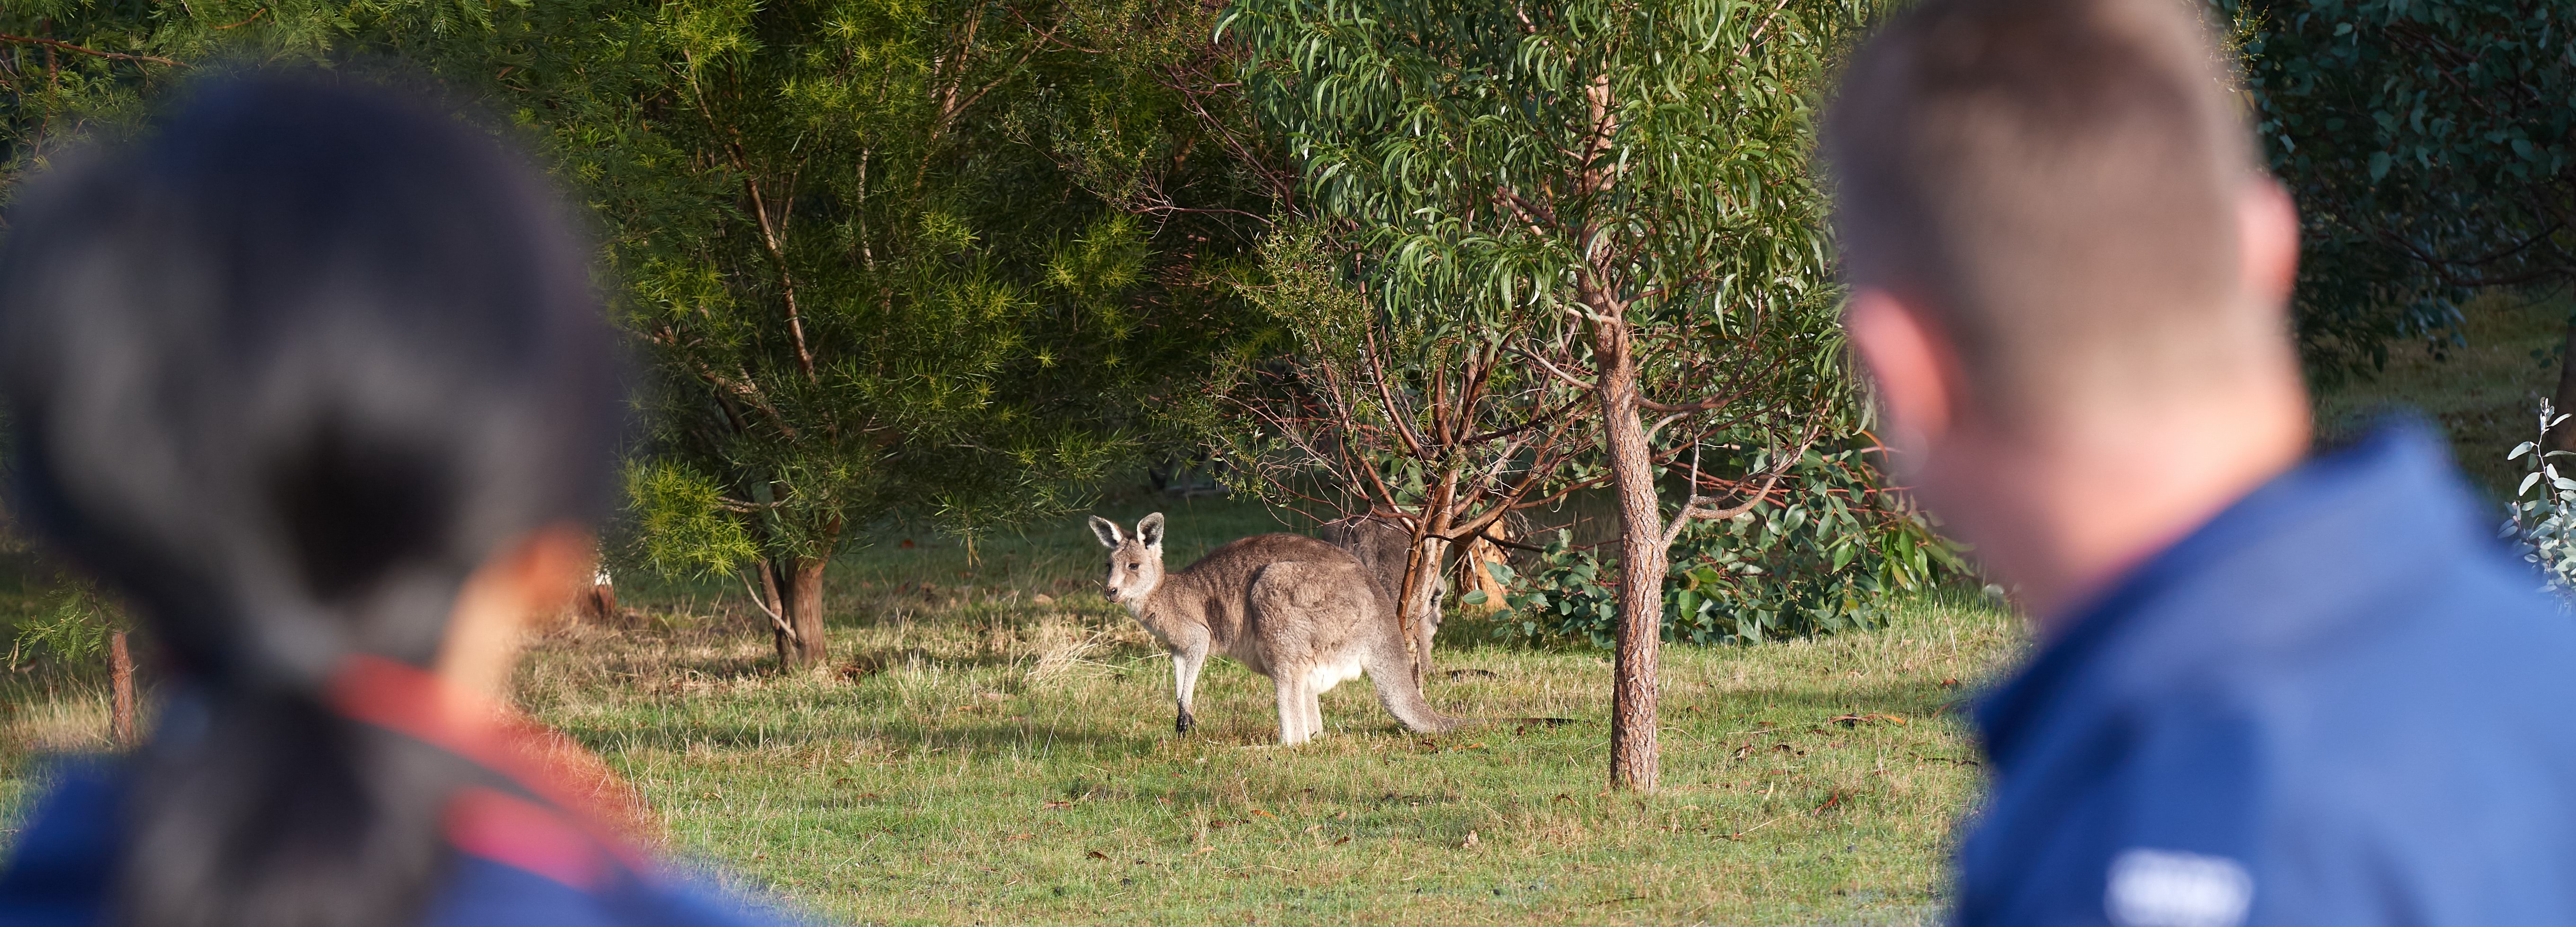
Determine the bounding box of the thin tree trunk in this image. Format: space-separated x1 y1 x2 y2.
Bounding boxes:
1462 526 1511 615
108 630 134 747
1593 312 1665 793
770 557 831 670
2552 319 2576 453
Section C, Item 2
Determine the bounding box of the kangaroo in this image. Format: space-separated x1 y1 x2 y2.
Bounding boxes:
1089 512 1463 745
1317 516 1446 686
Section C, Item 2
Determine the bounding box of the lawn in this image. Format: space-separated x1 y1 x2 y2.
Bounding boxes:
517 500 2020 925
0 495 2020 926
6 288 2558 924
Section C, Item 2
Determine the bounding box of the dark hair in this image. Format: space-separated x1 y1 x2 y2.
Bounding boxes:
0 73 623 927
1822 0 2257 427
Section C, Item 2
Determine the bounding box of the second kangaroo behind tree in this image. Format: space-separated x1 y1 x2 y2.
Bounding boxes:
1092 513 1521 745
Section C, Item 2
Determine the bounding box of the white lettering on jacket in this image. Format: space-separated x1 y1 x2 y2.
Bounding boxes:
2105 848 2254 927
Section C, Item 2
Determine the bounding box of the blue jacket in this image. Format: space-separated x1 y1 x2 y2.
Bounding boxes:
0 759 798 927
1957 424 2576 926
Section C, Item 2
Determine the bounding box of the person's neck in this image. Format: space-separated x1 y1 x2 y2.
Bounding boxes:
1945 390 2312 636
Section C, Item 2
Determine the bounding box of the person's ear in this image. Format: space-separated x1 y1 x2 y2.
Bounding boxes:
1844 288 1960 455
2238 177 2300 310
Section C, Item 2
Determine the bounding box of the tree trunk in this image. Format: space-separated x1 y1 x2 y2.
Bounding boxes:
1460 527 1511 615
1591 312 1665 793
2552 319 2576 453
1394 532 1450 689
108 631 135 747
767 557 831 670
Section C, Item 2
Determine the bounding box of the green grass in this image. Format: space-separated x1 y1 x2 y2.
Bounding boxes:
2313 288 2572 498
37 281 2572 923
508 502 2020 925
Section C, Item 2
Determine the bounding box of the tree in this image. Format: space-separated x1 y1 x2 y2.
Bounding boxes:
583 0 1271 669
7 576 139 745
4 0 1276 672
1229 0 1866 790
2229 0 2576 405
1218 224 1601 686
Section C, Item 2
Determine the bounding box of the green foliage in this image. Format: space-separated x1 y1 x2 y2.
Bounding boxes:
9 578 122 670
1222 0 1864 382
1482 446 1956 647
625 461 762 577
2227 0 2576 379
2506 403 2576 594
1223 0 1882 650
4 0 1275 580
538 0 1271 573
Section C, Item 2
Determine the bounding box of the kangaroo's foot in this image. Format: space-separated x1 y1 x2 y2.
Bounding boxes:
1176 707 1196 734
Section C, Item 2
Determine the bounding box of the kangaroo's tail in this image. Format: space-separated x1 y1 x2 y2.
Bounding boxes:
1366 644 1467 733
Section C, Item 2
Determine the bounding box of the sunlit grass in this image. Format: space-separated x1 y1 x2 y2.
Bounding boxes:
0 496 2023 924
513 500 2022 925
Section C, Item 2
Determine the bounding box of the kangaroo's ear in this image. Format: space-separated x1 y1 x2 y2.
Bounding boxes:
1088 516 1123 548
1137 512 1167 548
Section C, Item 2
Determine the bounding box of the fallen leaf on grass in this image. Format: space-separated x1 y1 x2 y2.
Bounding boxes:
1461 830 1480 849
1087 851 1110 860
1814 789 1851 816
1828 713 1907 727
1251 809 1275 818
1043 800 1074 810
1194 846 1218 855
1010 833 1034 840
1333 836 1351 846
1303 824 1324 834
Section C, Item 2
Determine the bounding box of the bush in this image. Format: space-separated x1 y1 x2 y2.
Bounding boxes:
2505 404 2576 594
1480 446 1959 647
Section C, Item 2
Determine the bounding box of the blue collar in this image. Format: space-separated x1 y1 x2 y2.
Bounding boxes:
1972 422 2492 767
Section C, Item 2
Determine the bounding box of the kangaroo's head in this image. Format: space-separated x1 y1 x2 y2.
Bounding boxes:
1088 512 1166 606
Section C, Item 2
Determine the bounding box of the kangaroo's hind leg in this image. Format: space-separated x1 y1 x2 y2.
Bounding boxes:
1301 672 1326 740
1272 674 1313 745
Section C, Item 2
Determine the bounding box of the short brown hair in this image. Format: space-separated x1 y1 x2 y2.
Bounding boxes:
1824 0 2260 425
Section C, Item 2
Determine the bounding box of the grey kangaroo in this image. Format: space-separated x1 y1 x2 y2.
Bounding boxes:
1318 515 1447 686
1089 512 1463 745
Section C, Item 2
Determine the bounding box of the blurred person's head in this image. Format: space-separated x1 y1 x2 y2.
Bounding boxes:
0 72 621 927
1823 0 2308 622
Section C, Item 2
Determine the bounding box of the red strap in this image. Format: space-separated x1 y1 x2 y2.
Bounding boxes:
322 655 658 868
445 787 610 890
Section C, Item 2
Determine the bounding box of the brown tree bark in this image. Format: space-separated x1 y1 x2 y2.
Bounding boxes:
767 557 831 670
2552 319 2576 453
578 576 618 625
1591 311 1665 793
1460 526 1511 616
108 631 135 747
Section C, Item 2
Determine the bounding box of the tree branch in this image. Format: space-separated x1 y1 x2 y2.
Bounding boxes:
0 33 178 66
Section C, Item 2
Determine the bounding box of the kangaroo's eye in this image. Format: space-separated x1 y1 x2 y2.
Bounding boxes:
1128 562 1141 570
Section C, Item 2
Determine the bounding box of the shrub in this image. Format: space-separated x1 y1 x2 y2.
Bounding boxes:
2505 404 2576 594
1479 446 1959 647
